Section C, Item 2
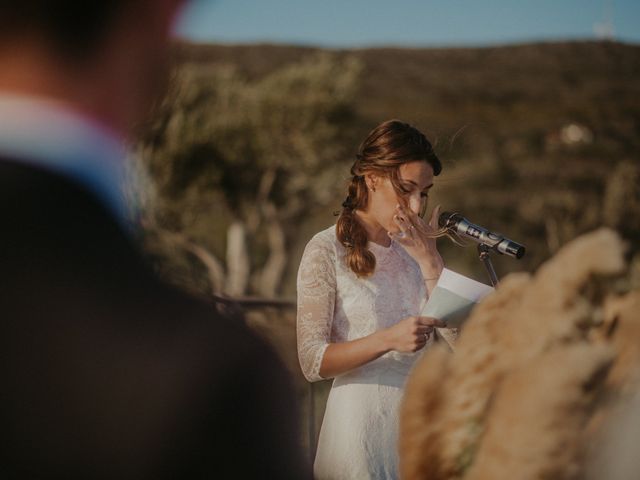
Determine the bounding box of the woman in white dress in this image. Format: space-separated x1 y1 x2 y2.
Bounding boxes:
296 119 457 479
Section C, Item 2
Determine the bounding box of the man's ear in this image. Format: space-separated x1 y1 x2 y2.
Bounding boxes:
120 0 187 39
166 0 190 32
142 0 188 36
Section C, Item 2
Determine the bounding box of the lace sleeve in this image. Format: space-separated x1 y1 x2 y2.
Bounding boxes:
296 234 336 382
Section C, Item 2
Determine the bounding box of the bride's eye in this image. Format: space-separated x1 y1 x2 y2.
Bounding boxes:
398 185 411 195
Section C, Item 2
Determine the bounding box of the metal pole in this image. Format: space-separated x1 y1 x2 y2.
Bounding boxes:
477 243 499 287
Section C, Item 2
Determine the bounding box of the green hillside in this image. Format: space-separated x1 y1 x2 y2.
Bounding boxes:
136 40 640 296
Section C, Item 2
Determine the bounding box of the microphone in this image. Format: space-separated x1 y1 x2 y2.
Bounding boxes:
438 211 526 259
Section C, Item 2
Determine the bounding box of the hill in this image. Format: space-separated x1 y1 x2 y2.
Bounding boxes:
138 40 640 295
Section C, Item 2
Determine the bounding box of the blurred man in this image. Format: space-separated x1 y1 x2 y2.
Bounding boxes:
0 1 308 478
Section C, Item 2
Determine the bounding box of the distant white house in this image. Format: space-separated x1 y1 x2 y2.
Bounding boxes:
545 122 594 151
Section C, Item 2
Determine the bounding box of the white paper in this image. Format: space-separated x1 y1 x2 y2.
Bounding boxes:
420 268 494 328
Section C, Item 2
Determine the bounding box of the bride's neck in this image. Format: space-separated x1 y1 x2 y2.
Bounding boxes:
354 210 390 247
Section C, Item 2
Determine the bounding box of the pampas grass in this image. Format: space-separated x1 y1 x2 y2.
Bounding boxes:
400 228 639 480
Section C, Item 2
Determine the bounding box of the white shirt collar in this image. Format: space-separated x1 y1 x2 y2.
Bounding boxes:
0 93 135 230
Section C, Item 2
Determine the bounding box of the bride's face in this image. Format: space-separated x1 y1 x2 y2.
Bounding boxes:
366 161 434 234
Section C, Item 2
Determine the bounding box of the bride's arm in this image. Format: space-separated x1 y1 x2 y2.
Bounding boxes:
319 332 390 379
296 235 442 381
296 236 338 382
319 316 442 378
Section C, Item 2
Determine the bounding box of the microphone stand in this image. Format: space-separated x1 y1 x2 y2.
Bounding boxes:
477 244 499 287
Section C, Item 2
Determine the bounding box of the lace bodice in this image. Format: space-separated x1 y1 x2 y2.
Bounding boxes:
297 225 455 382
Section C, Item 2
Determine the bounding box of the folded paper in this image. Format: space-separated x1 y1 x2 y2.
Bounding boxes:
421 268 494 328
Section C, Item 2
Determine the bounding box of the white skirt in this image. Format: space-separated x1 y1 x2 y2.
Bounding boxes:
313 368 408 480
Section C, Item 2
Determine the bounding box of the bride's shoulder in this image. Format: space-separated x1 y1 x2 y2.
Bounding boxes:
307 225 338 246
311 224 337 243
303 224 340 258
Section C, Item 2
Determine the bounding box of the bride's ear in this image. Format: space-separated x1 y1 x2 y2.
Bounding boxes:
364 173 378 193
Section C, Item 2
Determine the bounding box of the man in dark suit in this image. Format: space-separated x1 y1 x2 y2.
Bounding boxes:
0 1 308 478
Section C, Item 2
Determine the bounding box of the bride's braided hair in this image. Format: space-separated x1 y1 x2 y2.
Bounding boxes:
336 120 442 277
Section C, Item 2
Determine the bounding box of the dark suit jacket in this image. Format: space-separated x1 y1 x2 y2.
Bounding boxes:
0 159 308 479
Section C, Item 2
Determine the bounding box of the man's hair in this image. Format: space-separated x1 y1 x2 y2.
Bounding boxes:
0 1 131 61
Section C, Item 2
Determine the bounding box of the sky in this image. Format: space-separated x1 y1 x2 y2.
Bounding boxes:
176 0 640 48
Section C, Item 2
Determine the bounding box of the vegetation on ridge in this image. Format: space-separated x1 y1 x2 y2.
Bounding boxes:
133 40 640 298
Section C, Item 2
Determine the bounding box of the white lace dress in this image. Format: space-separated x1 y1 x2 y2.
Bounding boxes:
297 225 455 480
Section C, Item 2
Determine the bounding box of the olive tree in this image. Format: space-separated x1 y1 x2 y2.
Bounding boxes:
134 52 362 297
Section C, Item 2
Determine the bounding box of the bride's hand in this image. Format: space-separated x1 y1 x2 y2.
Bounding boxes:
389 203 444 277
383 316 445 353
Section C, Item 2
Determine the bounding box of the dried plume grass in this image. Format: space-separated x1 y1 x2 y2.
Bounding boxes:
400 228 639 480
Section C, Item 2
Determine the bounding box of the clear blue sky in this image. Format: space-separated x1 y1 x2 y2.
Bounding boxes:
176 0 639 48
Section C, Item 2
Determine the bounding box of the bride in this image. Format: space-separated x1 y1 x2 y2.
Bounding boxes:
296 119 457 479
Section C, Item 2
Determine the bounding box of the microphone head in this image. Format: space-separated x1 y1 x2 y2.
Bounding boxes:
438 211 462 229
500 240 526 259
